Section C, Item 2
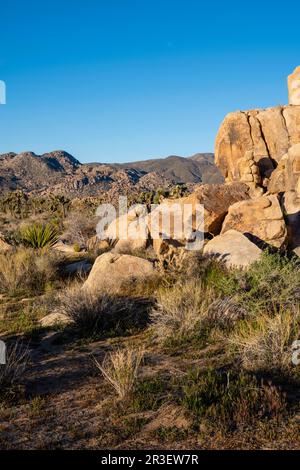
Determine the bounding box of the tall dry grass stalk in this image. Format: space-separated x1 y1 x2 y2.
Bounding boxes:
150 280 216 340
94 347 144 399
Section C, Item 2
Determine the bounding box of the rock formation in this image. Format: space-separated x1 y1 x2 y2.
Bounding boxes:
149 182 250 243
82 252 155 294
221 195 287 249
268 143 300 194
203 230 262 268
213 67 300 254
288 66 300 106
215 106 300 191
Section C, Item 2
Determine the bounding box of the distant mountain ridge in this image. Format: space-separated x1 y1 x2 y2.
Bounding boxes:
0 150 223 198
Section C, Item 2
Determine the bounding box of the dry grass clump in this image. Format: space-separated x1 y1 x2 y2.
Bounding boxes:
225 308 300 374
150 280 216 342
207 297 249 329
0 248 63 297
59 286 152 337
0 341 29 395
94 346 144 399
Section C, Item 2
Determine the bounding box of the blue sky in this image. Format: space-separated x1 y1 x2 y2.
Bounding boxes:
1 0 300 163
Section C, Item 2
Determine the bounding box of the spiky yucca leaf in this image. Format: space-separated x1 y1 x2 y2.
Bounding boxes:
21 223 59 249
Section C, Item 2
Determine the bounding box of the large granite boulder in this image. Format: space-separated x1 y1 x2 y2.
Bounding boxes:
215 105 300 191
82 252 155 294
221 195 287 249
203 230 262 269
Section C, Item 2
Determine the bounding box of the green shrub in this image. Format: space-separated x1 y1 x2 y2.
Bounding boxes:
73 243 81 253
21 223 59 248
204 252 300 315
181 367 285 431
132 376 166 411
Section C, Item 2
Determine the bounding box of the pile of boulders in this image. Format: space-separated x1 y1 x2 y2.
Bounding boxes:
86 66 300 276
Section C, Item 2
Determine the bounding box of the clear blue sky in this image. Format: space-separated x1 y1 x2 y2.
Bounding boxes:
1 0 300 163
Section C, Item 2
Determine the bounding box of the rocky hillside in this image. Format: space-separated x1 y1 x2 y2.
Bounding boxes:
0 150 223 197
115 153 223 184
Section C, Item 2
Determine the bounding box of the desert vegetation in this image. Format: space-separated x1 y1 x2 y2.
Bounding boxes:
1 235 300 449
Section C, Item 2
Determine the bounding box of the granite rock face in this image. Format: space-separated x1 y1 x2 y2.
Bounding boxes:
221 195 287 249
82 252 155 294
203 230 262 268
215 106 300 191
288 66 300 106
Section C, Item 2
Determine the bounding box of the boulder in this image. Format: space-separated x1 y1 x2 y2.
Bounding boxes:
221 195 287 249
53 241 78 254
215 105 300 189
268 143 300 194
113 237 148 253
103 205 149 253
293 246 300 258
82 252 155 294
149 183 250 246
203 230 262 269
288 65 300 106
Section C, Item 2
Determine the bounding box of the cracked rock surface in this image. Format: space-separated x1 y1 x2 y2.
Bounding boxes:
215 105 300 188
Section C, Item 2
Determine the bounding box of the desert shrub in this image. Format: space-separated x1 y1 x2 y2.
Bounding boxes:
240 252 300 313
179 252 236 291
73 243 81 253
0 341 29 402
59 287 152 337
188 251 300 323
94 347 144 399
207 297 249 329
20 223 59 248
131 376 166 411
63 211 98 248
0 248 62 297
181 367 285 431
208 252 300 314
150 280 216 344
225 308 300 375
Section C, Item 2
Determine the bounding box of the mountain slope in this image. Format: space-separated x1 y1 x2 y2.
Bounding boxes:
0 150 223 197
116 153 223 184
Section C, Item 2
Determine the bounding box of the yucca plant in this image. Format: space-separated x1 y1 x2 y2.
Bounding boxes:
21 223 59 249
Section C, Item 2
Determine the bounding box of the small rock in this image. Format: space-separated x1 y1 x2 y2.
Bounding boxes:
39 312 71 328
